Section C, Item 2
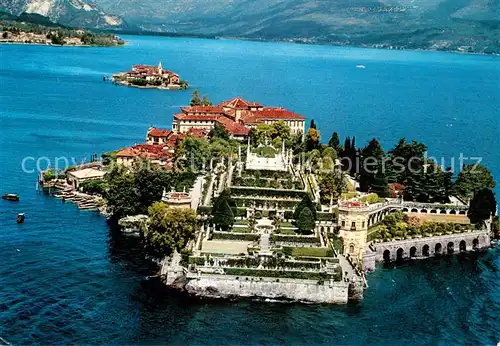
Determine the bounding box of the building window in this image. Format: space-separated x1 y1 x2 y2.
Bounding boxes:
362 221 365 228
349 245 355 254
341 221 345 227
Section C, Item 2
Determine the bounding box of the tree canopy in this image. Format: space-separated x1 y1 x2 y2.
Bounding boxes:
144 202 197 258
294 194 317 221
454 164 496 200
296 207 315 234
467 188 497 226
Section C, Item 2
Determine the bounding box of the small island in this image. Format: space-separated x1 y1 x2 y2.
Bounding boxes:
40 92 499 304
0 12 124 47
112 62 188 90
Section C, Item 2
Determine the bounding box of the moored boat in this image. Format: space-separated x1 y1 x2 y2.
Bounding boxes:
17 213 25 224
2 194 19 201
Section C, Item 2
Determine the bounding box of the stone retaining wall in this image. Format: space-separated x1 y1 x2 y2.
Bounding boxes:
184 274 349 303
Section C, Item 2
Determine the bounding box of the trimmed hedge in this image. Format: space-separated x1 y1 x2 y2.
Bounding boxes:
189 256 206 265
230 186 306 199
283 246 334 258
223 268 336 281
212 232 260 241
271 234 320 244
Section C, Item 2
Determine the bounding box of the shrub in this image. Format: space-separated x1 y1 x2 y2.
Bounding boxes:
189 256 206 265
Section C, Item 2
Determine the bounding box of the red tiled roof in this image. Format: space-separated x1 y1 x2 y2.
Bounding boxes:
148 127 172 137
181 106 224 114
220 97 250 109
216 117 250 136
252 107 305 120
116 144 172 160
187 128 209 137
173 113 220 121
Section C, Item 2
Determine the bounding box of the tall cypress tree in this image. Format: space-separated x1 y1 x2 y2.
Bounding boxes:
213 199 235 231
328 132 340 151
371 164 390 198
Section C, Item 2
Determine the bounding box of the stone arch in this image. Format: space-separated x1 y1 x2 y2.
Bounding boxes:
447 242 454 254
459 210 466 215
411 208 418 213
410 246 417 258
473 238 479 249
403 208 409 212
440 209 447 214
430 209 437 214
422 244 430 256
449 210 457 215
421 209 428 214
396 248 404 261
321 226 324 232
459 240 466 252
383 249 391 262
435 243 442 254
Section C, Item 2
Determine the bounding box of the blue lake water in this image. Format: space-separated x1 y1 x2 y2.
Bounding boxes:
0 36 499 344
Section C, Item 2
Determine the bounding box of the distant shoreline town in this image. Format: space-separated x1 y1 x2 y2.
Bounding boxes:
0 12 124 47
112 62 188 90
39 90 499 304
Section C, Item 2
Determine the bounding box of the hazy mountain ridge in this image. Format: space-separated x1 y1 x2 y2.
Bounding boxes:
0 0 126 29
97 0 499 53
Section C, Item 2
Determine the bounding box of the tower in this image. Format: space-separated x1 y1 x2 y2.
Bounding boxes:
158 61 163 75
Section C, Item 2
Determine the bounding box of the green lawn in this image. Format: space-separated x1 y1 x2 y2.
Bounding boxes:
280 221 295 228
277 228 297 235
232 227 251 233
234 219 249 225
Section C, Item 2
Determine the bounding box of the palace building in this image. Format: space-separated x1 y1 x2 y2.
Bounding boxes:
172 97 306 139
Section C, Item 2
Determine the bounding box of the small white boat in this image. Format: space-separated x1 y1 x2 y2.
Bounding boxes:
356 65 366 69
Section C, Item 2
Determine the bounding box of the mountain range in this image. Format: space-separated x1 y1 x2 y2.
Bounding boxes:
0 0 124 29
1 0 498 53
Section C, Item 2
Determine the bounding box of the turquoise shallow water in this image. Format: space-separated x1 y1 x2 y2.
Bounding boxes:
0 36 499 344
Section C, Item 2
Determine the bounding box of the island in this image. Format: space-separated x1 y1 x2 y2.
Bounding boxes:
40 91 499 304
0 12 124 47
112 62 188 90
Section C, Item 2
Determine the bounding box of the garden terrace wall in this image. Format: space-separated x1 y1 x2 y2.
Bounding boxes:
212 232 260 242
230 186 307 199
271 234 320 244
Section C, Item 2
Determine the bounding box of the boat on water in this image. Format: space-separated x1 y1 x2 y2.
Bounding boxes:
2 194 19 201
356 65 366 69
17 213 25 224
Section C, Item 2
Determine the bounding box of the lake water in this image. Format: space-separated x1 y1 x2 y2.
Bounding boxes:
0 36 499 344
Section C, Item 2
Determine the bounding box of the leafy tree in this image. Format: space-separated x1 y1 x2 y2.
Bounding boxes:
318 171 345 204
328 132 341 152
134 164 166 214
468 188 497 227
306 127 320 152
201 95 212 106
371 165 390 198
105 167 139 221
144 202 197 258
176 136 210 172
492 216 500 239
190 89 202 106
79 179 108 195
387 138 427 184
296 207 315 234
454 164 496 200
359 138 384 192
209 122 230 141
294 195 317 221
